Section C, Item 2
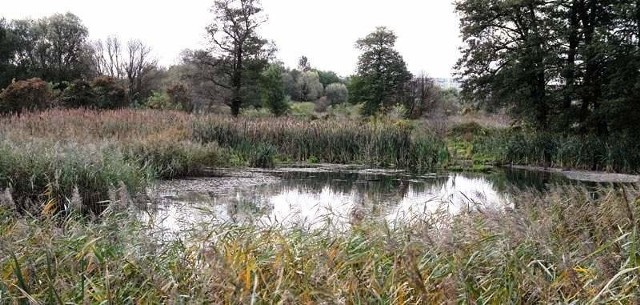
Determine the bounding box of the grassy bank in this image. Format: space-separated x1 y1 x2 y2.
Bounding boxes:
1 185 639 303
448 122 640 174
0 109 448 215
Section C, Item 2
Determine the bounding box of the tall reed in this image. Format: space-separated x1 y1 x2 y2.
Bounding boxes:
1 185 638 303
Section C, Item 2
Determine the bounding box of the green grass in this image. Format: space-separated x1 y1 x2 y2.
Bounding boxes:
1 185 639 303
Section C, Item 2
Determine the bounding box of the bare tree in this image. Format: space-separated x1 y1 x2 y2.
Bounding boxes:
125 40 157 102
91 36 125 78
405 73 440 118
91 37 158 102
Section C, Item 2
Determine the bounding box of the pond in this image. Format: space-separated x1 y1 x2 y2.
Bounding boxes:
141 165 636 236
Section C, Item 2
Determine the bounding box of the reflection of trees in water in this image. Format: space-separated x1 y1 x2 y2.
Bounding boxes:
488 168 571 193
274 171 447 201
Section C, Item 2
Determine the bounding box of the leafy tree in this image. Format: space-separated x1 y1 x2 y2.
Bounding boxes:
455 0 640 136
297 71 324 101
9 13 93 83
354 27 412 116
316 70 342 87
282 69 300 100
0 18 16 88
261 64 289 116
455 0 554 129
325 83 349 105
206 0 274 116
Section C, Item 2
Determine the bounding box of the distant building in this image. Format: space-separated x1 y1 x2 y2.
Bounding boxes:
433 78 461 90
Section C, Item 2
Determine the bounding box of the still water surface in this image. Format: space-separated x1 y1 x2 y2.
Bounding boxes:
143 166 590 235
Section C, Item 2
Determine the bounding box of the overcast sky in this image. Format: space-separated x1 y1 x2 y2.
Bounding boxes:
2 0 461 78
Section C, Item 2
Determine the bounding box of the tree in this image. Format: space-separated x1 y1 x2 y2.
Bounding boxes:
354 27 412 116
124 40 158 102
325 83 349 105
9 13 93 83
91 36 126 79
296 71 324 101
404 74 440 118
316 70 342 87
91 37 159 103
455 0 640 135
0 18 16 88
261 64 288 116
455 0 554 129
206 0 273 116
298 56 311 72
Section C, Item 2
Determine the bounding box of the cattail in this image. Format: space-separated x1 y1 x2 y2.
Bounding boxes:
69 186 83 215
1 188 16 212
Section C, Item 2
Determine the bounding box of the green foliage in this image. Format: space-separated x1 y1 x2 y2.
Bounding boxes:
471 129 640 173
325 83 349 105
0 18 16 89
206 0 272 116
166 83 193 112
144 91 175 110
2 13 92 84
354 27 412 116
456 0 640 136
297 71 324 101
261 65 289 116
60 80 96 108
192 116 446 171
0 109 230 215
315 70 342 87
91 76 127 109
0 139 147 215
248 143 277 168
0 78 52 114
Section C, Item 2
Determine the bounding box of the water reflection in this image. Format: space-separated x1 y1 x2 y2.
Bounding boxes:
145 168 575 234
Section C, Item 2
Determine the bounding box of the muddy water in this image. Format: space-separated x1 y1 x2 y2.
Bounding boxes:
141 165 604 235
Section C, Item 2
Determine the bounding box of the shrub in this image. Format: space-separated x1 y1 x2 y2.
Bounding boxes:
261 66 289 116
325 83 349 105
0 78 52 114
91 76 127 109
60 79 96 108
145 91 176 110
167 83 193 112
314 96 331 113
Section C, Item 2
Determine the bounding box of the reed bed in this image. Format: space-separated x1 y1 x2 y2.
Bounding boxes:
0 109 224 214
447 123 640 173
478 131 640 173
0 109 447 215
192 116 447 171
1 185 639 303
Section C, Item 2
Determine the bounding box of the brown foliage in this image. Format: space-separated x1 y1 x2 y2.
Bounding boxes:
0 78 52 114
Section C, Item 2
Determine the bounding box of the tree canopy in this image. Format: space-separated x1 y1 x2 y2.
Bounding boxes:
352 27 412 116
456 0 640 136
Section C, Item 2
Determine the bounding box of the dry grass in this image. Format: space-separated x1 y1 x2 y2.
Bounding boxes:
1 185 639 303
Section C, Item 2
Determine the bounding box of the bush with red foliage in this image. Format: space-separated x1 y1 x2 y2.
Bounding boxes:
0 78 52 115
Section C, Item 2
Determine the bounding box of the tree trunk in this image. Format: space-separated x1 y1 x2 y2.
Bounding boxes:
231 47 243 117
